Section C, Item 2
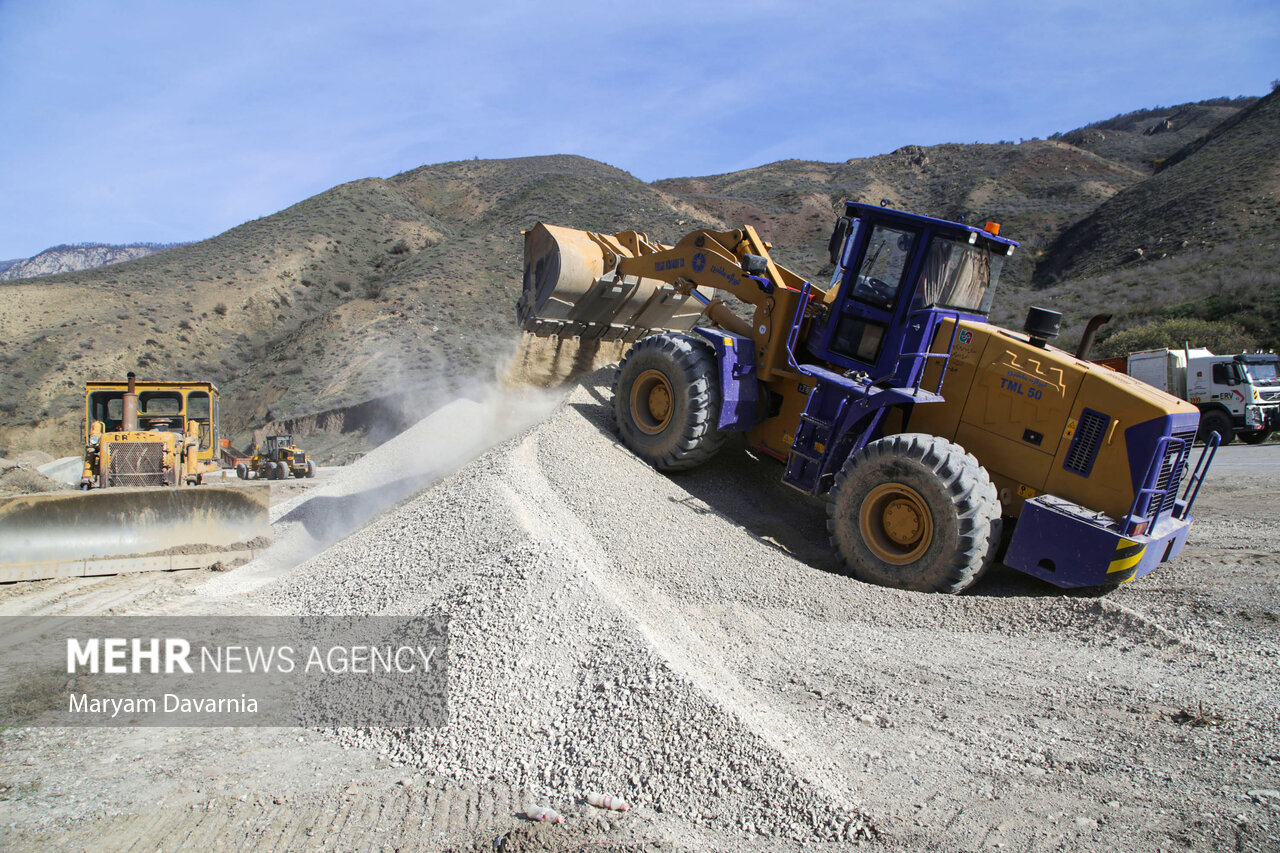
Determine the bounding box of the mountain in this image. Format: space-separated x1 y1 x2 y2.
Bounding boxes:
1051 97 1256 174
0 156 722 458
654 139 1146 312
0 97 1269 459
1023 88 1280 348
0 243 179 280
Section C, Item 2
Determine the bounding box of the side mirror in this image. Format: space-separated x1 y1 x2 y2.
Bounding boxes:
827 217 851 266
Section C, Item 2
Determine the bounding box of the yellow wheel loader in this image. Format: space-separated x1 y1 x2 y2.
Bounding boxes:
0 373 270 583
518 203 1218 593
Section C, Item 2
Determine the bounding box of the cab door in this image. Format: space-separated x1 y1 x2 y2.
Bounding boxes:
819 222 920 378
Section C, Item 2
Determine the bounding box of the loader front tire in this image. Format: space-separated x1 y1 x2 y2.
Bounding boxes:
827 434 1002 594
235 463 248 480
614 333 725 472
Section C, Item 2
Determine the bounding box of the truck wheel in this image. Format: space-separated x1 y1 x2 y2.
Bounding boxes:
1198 410 1234 446
235 463 248 480
1238 430 1270 445
827 434 1002 594
613 333 725 471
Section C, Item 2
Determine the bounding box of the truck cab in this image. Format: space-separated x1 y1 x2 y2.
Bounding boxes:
1182 352 1277 444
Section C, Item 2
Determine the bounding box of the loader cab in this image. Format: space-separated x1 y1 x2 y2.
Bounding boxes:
810 202 1017 383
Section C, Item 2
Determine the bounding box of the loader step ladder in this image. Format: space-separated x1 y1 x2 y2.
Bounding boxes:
780 283 948 495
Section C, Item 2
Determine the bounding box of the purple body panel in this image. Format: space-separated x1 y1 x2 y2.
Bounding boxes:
1005 495 1193 588
691 327 758 431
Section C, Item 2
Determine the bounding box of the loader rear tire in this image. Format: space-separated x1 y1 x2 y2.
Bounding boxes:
613 333 726 472
235 463 248 480
827 434 1002 594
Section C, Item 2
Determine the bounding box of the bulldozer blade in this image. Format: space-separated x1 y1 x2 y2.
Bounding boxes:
0 485 271 582
517 222 706 341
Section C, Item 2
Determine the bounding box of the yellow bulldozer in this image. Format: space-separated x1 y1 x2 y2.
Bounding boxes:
0 372 270 583
519 203 1219 592
81 372 223 488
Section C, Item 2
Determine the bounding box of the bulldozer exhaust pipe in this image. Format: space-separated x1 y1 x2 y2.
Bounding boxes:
122 371 139 432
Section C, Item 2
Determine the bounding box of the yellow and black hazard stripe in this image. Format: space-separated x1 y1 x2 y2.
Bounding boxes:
1106 538 1146 583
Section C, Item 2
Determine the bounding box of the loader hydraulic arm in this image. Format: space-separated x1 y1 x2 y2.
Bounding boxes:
519 220 822 381
611 226 820 380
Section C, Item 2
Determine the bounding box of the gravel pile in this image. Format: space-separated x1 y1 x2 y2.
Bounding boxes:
252 369 873 844
0 457 73 495
217 366 1278 850
200 384 559 599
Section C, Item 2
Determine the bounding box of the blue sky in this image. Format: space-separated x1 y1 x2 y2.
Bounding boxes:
0 0 1275 259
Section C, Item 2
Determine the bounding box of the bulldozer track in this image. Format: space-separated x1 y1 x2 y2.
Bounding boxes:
4 781 523 852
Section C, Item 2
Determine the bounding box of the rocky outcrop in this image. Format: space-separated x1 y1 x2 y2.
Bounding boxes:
0 243 176 280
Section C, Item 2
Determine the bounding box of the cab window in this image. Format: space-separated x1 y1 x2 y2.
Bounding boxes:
912 236 1002 314
188 390 212 450
851 226 917 310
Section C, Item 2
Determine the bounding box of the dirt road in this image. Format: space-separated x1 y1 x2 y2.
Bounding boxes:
1 375 1277 852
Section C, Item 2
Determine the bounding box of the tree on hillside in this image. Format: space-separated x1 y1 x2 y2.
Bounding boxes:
1095 318 1257 357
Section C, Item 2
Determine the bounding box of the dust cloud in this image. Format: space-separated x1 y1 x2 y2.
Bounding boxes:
200 334 623 599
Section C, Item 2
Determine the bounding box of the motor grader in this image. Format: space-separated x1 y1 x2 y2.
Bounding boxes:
236 434 316 480
0 372 269 583
519 202 1218 592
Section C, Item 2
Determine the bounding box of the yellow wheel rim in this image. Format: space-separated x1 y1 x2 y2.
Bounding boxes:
630 369 674 435
859 483 933 564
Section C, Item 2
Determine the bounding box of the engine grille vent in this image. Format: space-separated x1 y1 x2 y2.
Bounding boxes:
1151 429 1197 516
1063 409 1110 476
107 442 167 487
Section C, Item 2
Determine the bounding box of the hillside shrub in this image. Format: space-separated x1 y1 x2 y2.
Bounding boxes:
1095 318 1257 357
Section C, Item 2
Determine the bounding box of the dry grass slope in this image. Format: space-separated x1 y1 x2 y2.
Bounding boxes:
1 95 1272 459
1031 89 1280 348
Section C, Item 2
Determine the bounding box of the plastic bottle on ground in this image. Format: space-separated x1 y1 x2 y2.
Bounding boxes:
525 805 565 824
587 792 630 811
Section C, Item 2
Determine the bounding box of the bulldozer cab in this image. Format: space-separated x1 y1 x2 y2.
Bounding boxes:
85 379 221 461
811 202 1017 383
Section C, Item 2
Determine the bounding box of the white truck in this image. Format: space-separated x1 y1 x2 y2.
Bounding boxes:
1104 348 1280 445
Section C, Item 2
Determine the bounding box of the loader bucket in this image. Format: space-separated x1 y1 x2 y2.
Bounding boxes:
0 485 271 582
517 222 706 341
